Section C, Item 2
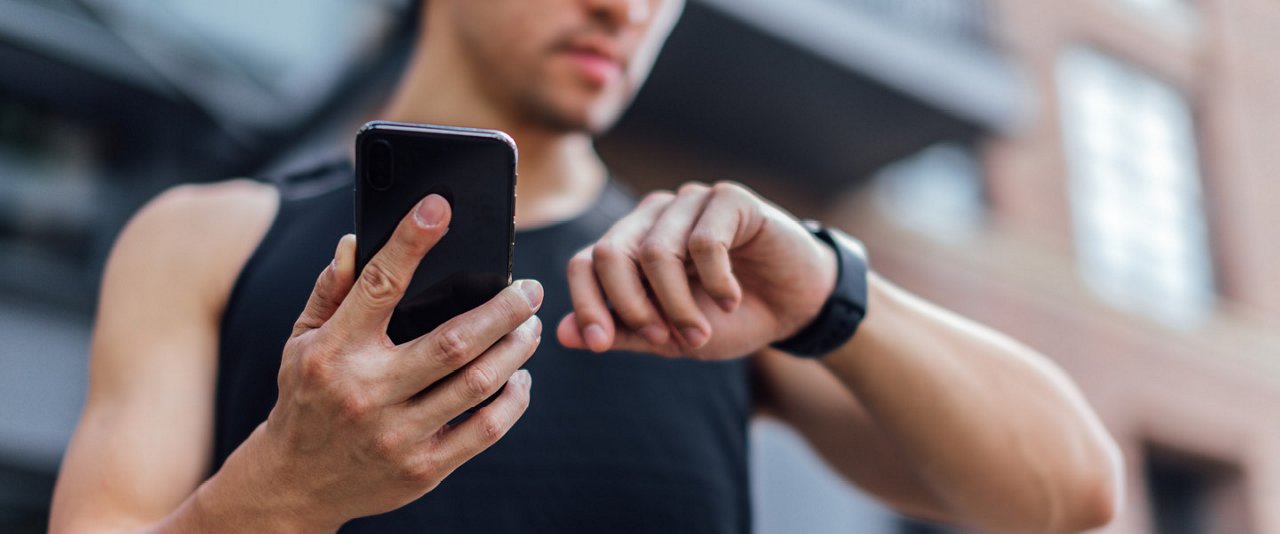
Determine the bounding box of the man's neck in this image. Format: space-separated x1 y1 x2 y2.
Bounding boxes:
379 33 609 230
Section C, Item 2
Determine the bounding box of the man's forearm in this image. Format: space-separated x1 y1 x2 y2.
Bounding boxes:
817 273 1121 533
141 426 334 534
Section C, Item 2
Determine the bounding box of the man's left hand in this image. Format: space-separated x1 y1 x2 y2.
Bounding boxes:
558 182 837 359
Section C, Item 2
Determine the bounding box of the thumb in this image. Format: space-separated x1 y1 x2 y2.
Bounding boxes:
292 234 357 337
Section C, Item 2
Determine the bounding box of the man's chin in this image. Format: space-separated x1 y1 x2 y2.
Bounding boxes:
525 101 623 136
520 80 629 133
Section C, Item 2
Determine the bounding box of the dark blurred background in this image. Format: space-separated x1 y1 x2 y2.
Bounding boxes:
2 0 1278 533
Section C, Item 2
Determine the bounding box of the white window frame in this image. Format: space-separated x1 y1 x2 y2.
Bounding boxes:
1057 47 1215 327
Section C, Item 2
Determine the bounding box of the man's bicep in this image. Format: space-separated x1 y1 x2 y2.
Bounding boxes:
51 182 275 532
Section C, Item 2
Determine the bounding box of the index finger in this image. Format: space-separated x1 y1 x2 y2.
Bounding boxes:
332 194 451 340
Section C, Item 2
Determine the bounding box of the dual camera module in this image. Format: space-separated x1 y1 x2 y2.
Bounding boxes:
366 139 395 191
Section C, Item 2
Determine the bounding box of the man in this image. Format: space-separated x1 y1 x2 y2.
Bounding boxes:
50 1 1122 532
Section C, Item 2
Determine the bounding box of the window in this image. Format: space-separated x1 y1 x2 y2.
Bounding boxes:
1057 47 1214 327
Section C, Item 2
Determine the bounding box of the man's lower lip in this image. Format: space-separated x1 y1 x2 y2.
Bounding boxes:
562 51 621 85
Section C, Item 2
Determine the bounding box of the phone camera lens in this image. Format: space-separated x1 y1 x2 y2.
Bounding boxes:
367 139 395 191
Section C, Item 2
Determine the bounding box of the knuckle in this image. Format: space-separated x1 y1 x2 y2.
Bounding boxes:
404 448 445 484
371 429 405 459
567 253 593 276
640 240 680 265
358 263 405 307
591 240 625 263
396 454 439 486
338 389 374 422
476 412 509 443
613 299 654 325
712 180 749 196
687 232 723 257
677 182 709 197
282 336 308 360
713 181 758 205
641 190 675 207
297 348 334 386
462 364 498 399
434 328 473 367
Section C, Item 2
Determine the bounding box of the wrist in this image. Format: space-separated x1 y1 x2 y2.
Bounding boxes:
819 271 884 365
771 224 869 357
804 236 840 331
195 424 341 533
773 223 839 343
819 273 909 397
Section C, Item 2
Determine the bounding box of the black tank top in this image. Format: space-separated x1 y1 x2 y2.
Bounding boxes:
215 162 753 533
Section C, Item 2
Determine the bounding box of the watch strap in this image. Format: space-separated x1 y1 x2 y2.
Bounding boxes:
770 224 869 357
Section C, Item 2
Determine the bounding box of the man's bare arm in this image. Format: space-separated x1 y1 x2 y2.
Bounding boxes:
52 185 544 533
558 182 1122 534
757 273 1123 534
50 181 279 533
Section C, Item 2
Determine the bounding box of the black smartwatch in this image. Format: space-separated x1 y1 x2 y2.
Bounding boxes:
770 222 870 358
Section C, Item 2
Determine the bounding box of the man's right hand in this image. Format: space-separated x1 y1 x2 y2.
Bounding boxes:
216 194 542 530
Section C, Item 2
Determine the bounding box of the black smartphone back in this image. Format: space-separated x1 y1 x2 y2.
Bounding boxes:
355 121 517 345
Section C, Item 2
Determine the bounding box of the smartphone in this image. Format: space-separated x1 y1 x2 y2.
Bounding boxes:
354 121 517 350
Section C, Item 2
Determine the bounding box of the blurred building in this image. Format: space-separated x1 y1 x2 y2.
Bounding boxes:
2 0 1277 533
824 0 1280 533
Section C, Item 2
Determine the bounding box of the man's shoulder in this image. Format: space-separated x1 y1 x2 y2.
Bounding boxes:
106 179 280 308
144 178 277 222
121 179 277 261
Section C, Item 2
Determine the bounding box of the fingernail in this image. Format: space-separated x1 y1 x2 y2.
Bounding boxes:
414 194 447 227
512 369 532 387
584 324 609 352
681 327 707 348
516 280 543 310
521 315 542 335
640 325 669 345
717 298 737 313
